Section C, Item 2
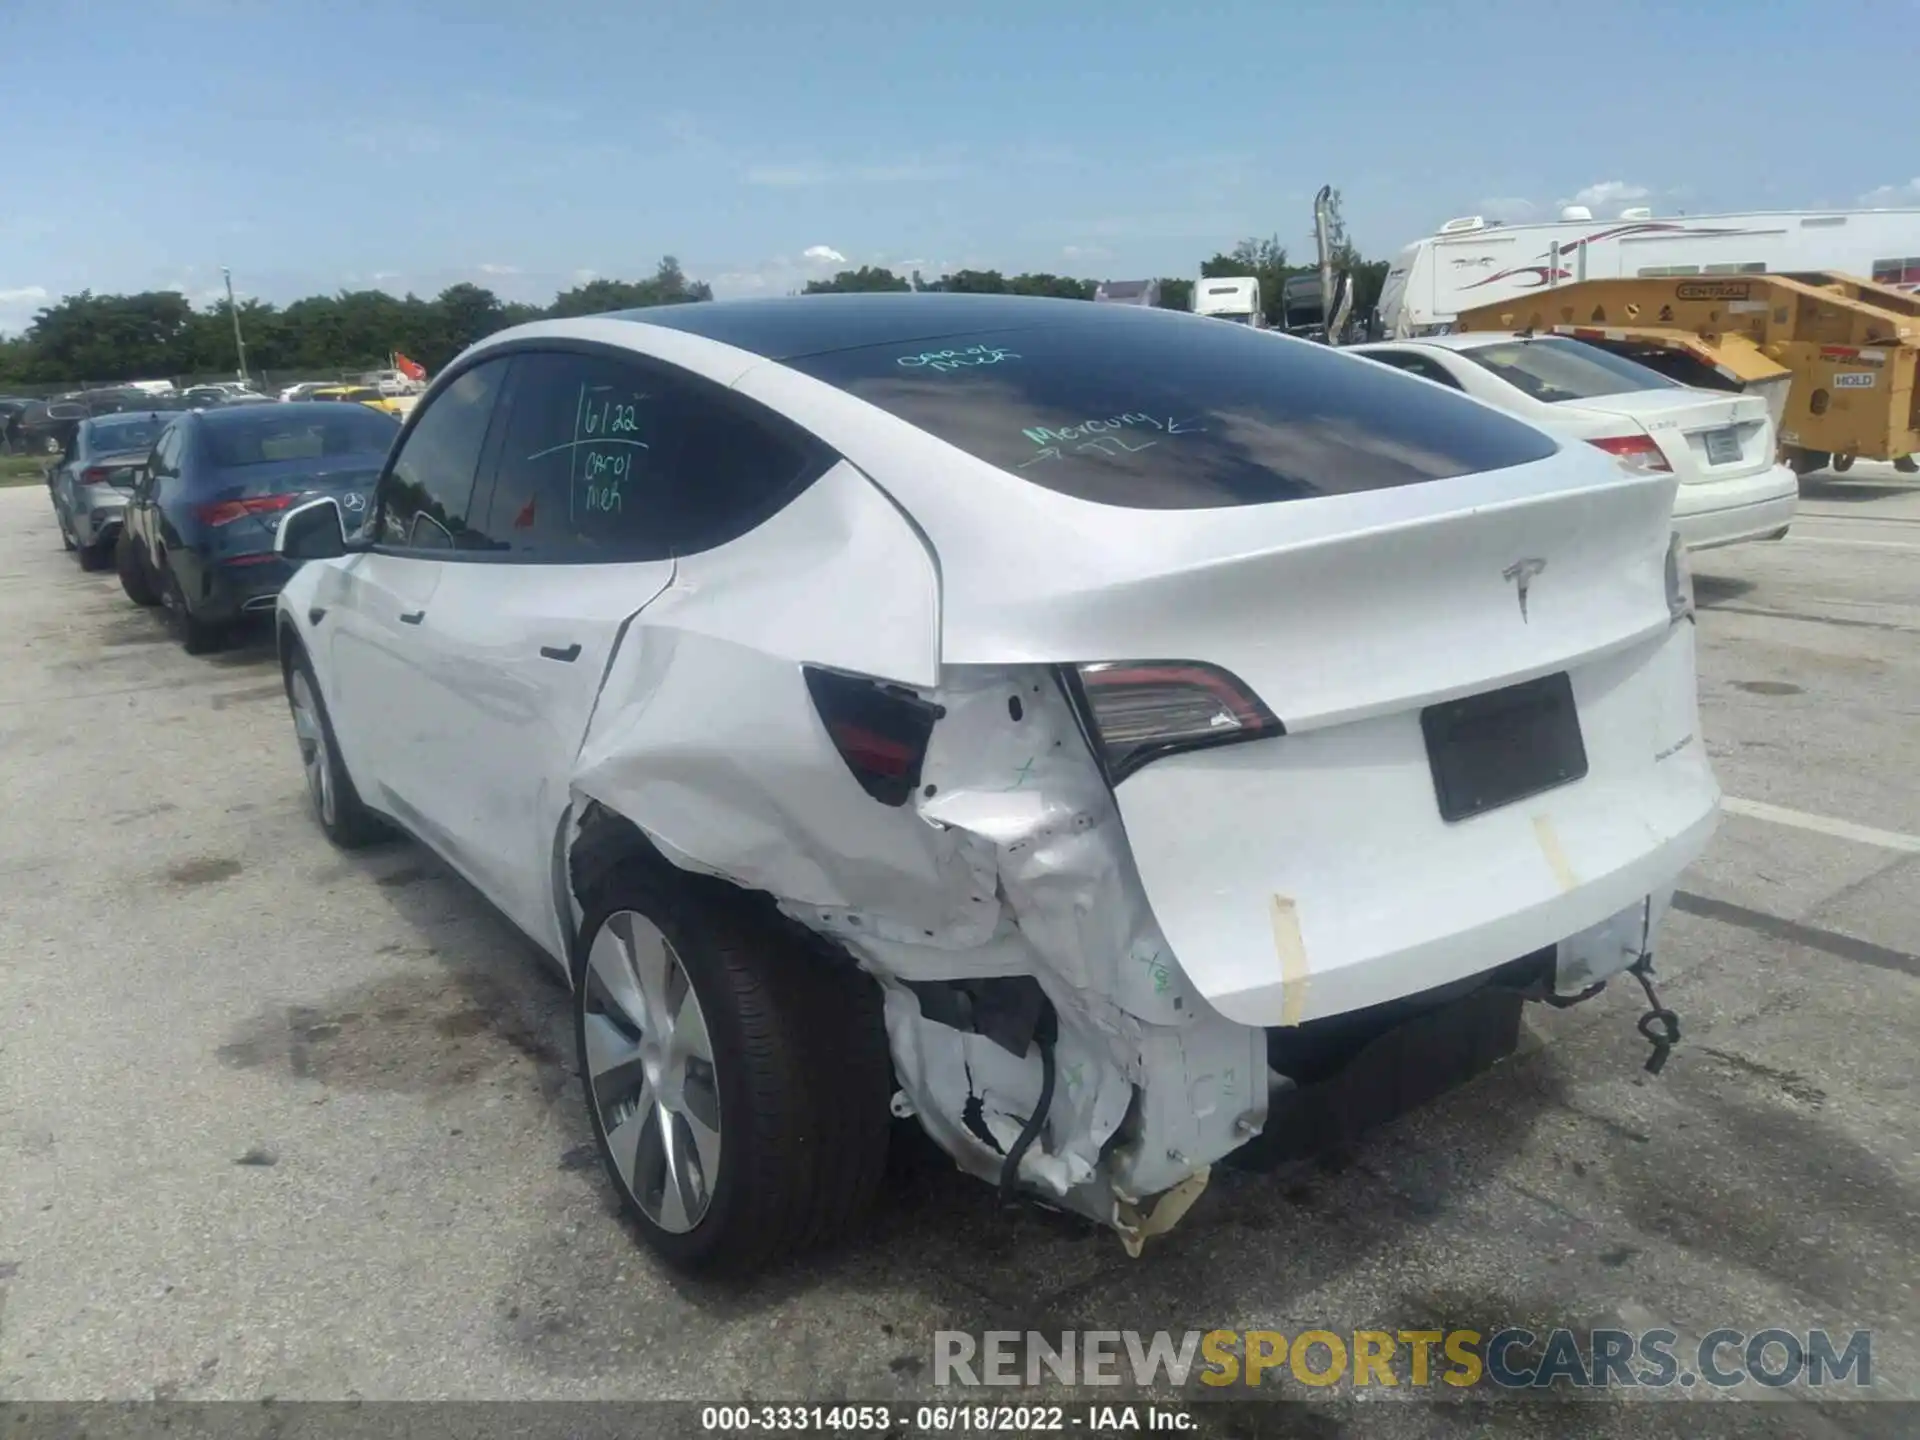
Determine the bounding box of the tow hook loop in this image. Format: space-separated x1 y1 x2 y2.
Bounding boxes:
1629 957 1680 1075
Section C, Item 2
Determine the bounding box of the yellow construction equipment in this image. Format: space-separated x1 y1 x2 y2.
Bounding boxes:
1456 272 1920 475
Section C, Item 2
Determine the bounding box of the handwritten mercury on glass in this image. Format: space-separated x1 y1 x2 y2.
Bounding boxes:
895 344 1021 373
522 383 650 524
1018 412 1205 467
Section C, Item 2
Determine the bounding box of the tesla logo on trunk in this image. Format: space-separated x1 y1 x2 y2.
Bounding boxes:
1503 558 1547 621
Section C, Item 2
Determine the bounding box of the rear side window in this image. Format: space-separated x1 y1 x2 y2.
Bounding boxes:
1357 350 1464 390
475 348 829 562
786 310 1556 509
376 357 510 550
1458 336 1679 403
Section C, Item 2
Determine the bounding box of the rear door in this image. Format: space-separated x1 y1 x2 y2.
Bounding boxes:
396 344 836 957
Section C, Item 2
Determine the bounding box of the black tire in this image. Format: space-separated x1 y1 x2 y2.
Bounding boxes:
77 537 112 571
284 646 390 849
1896 456 1918 475
573 866 892 1276
1788 448 1830 477
58 513 76 551
116 532 159 606
160 559 225 654
1831 454 1855 474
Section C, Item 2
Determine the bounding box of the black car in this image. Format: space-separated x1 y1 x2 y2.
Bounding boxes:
5 398 88 455
47 411 175 568
117 402 399 652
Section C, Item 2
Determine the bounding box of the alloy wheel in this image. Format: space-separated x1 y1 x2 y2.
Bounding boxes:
288 670 336 828
582 911 722 1234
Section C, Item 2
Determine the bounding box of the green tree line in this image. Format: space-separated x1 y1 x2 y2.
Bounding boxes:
2 210 1393 387
0 258 711 387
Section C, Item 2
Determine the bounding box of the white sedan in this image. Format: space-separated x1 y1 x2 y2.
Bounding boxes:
1349 332 1800 551
271 297 1719 1276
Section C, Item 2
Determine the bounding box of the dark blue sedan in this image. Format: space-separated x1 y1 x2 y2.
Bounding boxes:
116 402 399 652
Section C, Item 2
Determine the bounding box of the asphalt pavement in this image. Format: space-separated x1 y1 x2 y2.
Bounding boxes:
1 469 1915 1432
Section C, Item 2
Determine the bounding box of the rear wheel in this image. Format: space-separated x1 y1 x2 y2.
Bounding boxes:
160 562 225 655
573 868 892 1276
115 532 158 606
285 649 388 848
77 536 113 571
1831 454 1855 474
1896 456 1918 475
1788 448 1831 477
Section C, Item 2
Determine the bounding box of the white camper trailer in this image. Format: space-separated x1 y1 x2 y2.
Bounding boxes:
1376 205 1920 337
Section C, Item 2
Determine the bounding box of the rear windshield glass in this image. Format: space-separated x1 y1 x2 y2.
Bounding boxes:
1458 336 1679 403
88 417 166 452
785 311 1557 509
202 408 397 468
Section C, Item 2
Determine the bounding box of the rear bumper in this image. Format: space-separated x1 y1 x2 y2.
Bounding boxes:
1117 621 1720 1027
192 555 297 622
1673 463 1800 552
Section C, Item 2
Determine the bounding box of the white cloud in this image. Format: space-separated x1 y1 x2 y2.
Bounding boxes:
1062 244 1112 261
477 262 521 276
571 268 598 284
1860 177 1920 207
1476 196 1538 220
745 159 959 188
1564 181 1651 209
372 270 402 281
802 245 848 265
0 284 49 334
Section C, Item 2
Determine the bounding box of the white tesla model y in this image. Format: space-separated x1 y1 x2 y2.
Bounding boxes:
274 294 1719 1275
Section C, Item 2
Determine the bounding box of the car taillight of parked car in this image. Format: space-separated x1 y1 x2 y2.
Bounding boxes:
81 466 131 487
196 494 296 526
1587 433 1672 473
1070 661 1284 783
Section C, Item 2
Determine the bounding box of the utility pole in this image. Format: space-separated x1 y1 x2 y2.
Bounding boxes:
223 267 249 384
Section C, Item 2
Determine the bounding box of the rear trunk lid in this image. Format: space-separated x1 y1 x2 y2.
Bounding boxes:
201 459 383 549
923 448 1715 1027
1556 389 1772 483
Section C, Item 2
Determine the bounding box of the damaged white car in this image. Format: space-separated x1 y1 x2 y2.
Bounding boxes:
272 294 1720 1275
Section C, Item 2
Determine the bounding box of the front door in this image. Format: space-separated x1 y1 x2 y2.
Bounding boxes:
323 355 512 833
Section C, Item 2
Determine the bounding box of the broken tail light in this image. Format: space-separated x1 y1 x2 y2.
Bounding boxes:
1070 661 1284 784
196 494 295 527
804 666 945 807
1587 433 1671 474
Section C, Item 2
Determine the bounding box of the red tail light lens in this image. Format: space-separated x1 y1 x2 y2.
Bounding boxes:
80 466 127 486
804 666 945 806
1587 433 1671 473
1072 661 1283 783
196 494 295 526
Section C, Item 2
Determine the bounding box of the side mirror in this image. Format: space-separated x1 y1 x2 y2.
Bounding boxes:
277 496 350 561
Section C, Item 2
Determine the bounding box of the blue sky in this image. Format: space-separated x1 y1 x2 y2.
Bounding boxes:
3 0 1916 332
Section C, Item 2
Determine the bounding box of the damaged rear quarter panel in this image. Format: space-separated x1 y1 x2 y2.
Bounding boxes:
564 456 1266 1228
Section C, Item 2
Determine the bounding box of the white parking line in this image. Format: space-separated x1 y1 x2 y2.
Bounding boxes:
1789 537 1920 552
1723 796 1920 854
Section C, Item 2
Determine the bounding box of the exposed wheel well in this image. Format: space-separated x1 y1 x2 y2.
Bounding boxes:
566 800 866 984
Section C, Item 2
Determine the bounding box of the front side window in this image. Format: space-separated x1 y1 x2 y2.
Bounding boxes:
787 307 1556 510
375 357 510 550
1458 336 1679 404
475 348 827 562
